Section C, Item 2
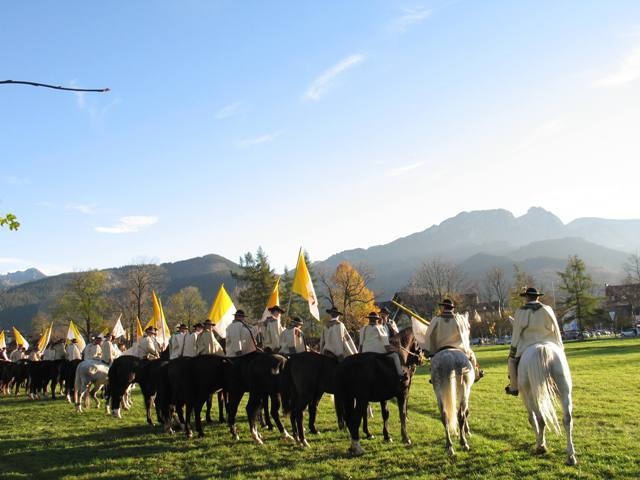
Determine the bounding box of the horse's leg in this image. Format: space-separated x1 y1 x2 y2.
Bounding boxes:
246 393 264 445
205 392 213 424
458 381 470 451
362 402 374 439
399 392 411 445
184 401 195 438
437 393 454 457
381 400 392 442
144 393 155 426
217 391 226 423
227 392 242 440
195 399 207 438
308 394 321 434
347 398 366 456
262 394 273 430
270 392 292 441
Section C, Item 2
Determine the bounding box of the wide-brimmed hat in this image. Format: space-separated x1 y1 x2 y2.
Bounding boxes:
268 305 286 314
145 326 157 333
326 306 343 316
378 306 391 315
194 322 204 329
520 287 544 298
203 320 213 327
234 310 246 318
438 299 455 309
367 312 381 321
291 317 303 326
178 324 188 330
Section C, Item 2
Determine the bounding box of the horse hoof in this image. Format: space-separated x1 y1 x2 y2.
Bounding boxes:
461 444 470 452
309 428 319 435
534 446 548 455
384 437 393 443
252 436 264 445
186 431 193 439
365 434 375 440
281 432 294 442
567 455 578 466
403 438 412 446
301 439 310 448
198 432 205 438
446 448 456 461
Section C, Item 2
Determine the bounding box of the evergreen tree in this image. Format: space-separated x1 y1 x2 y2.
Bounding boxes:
557 255 600 331
231 247 278 319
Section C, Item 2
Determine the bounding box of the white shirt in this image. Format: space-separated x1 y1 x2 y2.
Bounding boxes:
83 343 103 360
280 327 306 354
66 343 82 361
320 319 357 358
262 316 284 351
10 349 25 362
196 330 224 356
28 350 42 361
137 336 160 359
42 348 56 361
225 321 257 357
425 312 471 355
359 324 390 354
183 332 199 357
511 302 563 357
101 340 120 364
53 342 66 360
169 333 185 359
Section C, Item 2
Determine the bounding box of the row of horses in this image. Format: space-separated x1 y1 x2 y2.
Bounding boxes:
0 327 577 464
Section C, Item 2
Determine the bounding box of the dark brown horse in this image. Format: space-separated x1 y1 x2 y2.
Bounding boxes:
335 328 421 456
225 351 290 444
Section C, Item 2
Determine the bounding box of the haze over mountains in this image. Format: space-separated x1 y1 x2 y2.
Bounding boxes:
1 207 638 332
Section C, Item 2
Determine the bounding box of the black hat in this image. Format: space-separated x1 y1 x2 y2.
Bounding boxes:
520 287 544 298
367 312 381 321
379 306 391 315
194 323 204 329
234 310 246 318
268 305 286 314
438 299 455 309
145 325 157 333
178 324 188 330
203 320 213 326
291 317 303 326
326 306 343 316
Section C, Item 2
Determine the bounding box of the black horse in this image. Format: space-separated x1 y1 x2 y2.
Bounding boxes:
225 351 290 444
108 355 169 425
336 328 421 456
27 359 65 400
159 355 228 438
280 352 341 447
61 359 82 402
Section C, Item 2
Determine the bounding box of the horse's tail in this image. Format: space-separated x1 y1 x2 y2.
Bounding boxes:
440 372 458 435
525 344 560 433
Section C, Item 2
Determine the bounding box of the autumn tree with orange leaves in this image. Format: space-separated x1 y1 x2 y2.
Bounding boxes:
320 261 376 333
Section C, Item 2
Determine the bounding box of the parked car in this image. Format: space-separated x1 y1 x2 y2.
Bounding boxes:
621 328 639 337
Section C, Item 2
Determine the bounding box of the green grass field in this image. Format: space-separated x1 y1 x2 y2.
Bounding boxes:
1 338 639 480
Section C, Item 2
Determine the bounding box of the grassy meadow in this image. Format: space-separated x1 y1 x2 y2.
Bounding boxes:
0 338 639 480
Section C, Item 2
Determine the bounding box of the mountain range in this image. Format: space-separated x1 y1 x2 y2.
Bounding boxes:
1 207 638 333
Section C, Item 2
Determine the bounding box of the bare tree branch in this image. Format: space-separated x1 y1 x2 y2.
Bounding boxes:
0 80 110 93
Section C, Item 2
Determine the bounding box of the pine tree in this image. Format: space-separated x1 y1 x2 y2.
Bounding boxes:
557 255 600 331
231 247 278 320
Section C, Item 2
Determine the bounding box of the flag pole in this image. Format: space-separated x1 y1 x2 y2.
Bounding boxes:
287 247 302 314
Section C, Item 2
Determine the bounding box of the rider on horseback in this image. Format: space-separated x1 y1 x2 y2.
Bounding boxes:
379 306 399 338
280 317 307 354
505 287 563 396
319 306 357 361
425 299 484 382
358 311 405 384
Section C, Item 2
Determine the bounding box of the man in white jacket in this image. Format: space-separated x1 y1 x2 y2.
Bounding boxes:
183 323 202 358
319 306 357 361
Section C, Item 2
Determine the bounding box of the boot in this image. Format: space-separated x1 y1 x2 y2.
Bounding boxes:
505 357 519 396
469 353 484 382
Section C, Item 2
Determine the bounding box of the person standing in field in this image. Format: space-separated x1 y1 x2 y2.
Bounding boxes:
505 287 563 396
425 299 483 381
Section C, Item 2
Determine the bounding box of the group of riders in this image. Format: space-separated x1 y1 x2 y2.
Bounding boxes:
2 285 563 400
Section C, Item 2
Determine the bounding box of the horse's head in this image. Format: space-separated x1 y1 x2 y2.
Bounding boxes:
393 327 424 370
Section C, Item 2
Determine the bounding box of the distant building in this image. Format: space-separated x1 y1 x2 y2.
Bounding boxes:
604 283 640 328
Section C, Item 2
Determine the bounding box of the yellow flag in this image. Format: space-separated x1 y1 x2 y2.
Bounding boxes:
37 322 53 352
207 284 236 339
0 330 6 350
66 321 86 351
135 316 144 340
261 277 280 321
156 294 171 348
12 327 30 349
291 248 320 320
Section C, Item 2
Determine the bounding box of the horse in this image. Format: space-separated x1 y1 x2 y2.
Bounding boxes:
159 355 228 438
108 355 168 424
429 348 475 458
10 360 30 396
280 351 345 447
61 359 82 403
74 359 110 412
335 328 421 456
27 359 65 400
518 342 576 466
225 351 291 444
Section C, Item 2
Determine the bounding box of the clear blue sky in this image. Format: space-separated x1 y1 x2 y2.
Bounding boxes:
2 1 639 275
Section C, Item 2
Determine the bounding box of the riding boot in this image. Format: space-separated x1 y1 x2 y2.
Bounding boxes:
505 357 519 396
469 351 484 382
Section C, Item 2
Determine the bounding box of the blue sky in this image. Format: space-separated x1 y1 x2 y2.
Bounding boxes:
1 1 640 275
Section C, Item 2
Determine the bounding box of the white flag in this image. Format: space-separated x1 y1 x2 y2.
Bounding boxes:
411 316 429 350
111 314 126 338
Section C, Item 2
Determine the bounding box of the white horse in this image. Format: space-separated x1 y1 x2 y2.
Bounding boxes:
74 360 110 413
430 349 475 459
518 342 577 466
